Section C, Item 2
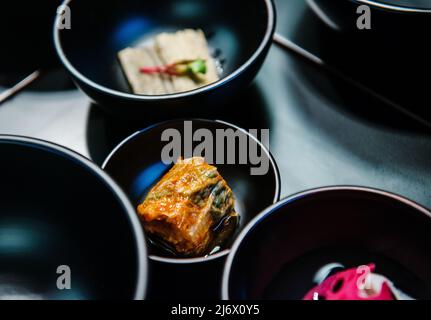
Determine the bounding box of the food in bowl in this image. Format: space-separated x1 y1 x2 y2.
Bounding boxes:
118 29 220 95
303 264 413 300
137 157 239 257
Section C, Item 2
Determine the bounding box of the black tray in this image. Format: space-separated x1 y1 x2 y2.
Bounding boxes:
1 0 430 299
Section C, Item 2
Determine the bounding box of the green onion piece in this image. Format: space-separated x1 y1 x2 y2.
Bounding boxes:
187 59 207 75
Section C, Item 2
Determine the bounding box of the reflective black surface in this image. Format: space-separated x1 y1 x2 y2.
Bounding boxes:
0 137 147 299
224 187 431 300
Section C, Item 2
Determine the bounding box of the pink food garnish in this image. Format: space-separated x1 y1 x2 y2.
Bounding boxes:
303 264 395 300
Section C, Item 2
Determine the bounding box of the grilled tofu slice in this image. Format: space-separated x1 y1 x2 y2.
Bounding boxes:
137 157 238 257
118 29 219 95
118 46 174 95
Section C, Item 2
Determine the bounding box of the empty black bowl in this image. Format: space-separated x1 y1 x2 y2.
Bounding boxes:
0 136 147 300
102 119 280 264
223 186 431 300
54 0 276 117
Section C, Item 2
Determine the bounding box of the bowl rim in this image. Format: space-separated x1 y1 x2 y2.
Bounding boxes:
354 0 431 12
221 185 431 300
0 134 149 300
101 118 281 264
53 0 276 102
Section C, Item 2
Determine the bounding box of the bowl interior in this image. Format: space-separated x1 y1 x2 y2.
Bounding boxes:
103 120 279 260
57 0 271 95
226 188 431 299
0 139 145 299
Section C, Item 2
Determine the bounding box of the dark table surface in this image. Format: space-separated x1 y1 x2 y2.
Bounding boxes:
0 0 430 299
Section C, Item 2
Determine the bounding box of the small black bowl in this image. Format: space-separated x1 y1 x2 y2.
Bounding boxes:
102 119 280 264
0 136 147 300
54 0 276 117
223 186 431 300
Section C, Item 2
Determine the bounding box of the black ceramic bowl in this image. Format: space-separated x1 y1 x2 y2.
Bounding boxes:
54 0 275 117
102 119 280 264
0 136 147 300
223 187 431 300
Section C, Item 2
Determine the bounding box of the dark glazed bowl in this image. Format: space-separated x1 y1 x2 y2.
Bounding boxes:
54 0 276 118
223 187 431 300
102 119 281 264
0 136 147 300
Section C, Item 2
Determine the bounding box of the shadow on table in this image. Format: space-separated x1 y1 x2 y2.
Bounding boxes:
86 83 272 166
